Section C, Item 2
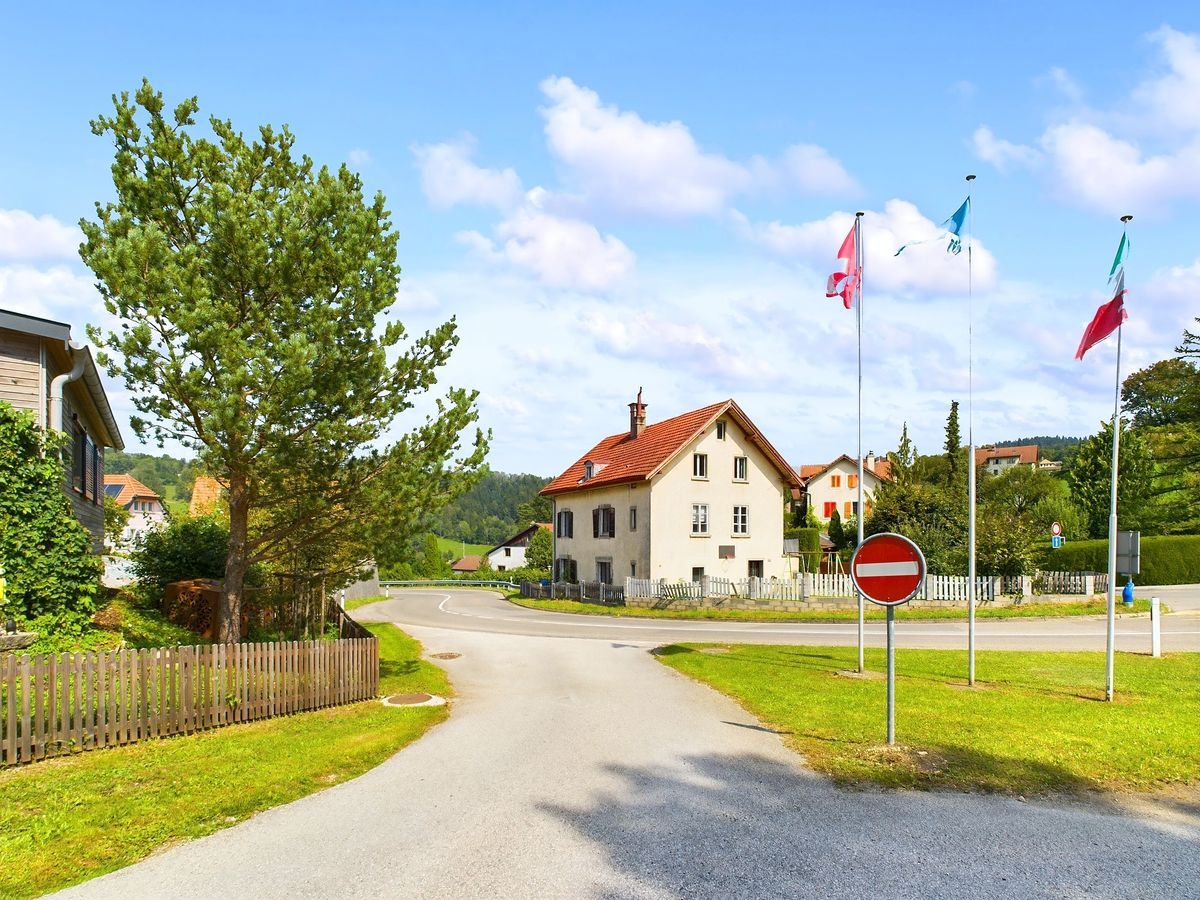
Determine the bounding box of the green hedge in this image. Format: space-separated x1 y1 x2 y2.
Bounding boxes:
1040 534 1200 585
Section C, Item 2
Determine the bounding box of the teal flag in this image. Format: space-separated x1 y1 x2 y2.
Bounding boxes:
895 197 970 256
1108 232 1129 282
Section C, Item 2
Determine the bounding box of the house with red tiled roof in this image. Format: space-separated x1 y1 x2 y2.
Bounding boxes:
796 453 892 524
974 444 1042 476
540 393 801 584
451 555 482 574
103 474 168 549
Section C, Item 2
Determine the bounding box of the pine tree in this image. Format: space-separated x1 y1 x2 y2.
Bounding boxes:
944 401 963 481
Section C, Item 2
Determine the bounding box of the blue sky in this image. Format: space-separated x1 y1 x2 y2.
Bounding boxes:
3 3 1198 475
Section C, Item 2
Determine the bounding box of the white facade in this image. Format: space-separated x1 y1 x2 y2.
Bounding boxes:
119 496 168 548
551 414 791 583
803 455 885 523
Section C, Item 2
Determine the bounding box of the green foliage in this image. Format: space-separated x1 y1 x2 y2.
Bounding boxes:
435 471 552 544
81 80 487 639
1039 534 1200 584
827 508 845 551
786 527 821 572
130 516 230 602
105 450 197 501
417 533 451 579
103 495 130 548
0 403 100 627
944 400 963 481
888 422 918 488
1068 420 1154 538
525 526 552 569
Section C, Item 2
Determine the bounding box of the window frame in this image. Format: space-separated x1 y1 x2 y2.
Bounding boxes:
716 421 726 440
733 456 748 481
629 506 637 531
556 509 574 539
691 503 710 535
692 452 708 479
732 504 749 536
593 505 616 538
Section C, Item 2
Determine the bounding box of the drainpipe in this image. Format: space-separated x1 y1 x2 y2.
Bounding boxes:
48 341 87 433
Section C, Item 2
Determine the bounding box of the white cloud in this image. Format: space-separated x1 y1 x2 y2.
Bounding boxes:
1046 66 1084 103
0 209 80 261
733 199 998 295
412 136 523 210
347 148 371 166
0 264 100 320
971 126 1040 172
538 76 854 217
392 285 439 312
458 197 635 292
1131 26 1200 135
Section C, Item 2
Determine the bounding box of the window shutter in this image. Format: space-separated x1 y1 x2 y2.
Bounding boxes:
593 508 600 538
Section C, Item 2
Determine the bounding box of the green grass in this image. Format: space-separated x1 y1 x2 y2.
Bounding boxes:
508 594 1156 622
344 594 388 613
435 536 491 558
657 643 1200 794
0 622 449 898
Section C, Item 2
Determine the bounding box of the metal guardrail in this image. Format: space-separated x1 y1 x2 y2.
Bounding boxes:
379 580 519 590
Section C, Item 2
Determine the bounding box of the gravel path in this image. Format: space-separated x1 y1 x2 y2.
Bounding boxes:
57 592 1200 899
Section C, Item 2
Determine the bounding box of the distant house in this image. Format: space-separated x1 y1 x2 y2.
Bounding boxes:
451 555 482 574
103 474 168 549
1 308 124 552
798 452 892 523
486 523 551 572
540 393 801 584
975 444 1040 476
189 475 224 517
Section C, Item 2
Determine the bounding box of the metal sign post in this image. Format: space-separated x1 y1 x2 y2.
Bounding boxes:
850 533 927 746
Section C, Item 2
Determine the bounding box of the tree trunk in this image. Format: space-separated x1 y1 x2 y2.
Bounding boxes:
220 474 250 643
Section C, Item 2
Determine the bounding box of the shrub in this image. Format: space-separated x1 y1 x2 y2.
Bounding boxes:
131 516 229 602
785 526 821 572
1039 534 1200 585
0 402 100 627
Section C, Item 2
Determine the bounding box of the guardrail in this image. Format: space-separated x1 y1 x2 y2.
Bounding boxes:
379 580 519 590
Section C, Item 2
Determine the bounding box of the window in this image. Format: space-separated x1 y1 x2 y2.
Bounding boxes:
823 501 837 518
848 474 858 489
691 567 705 582
555 557 577 582
583 461 594 481
556 510 574 538
497 565 506 572
596 559 613 585
629 506 637 531
692 453 708 478
844 501 853 518
733 456 748 481
630 561 637 577
691 503 709 535
830 475 842 488
732 505 749 535
593 505 615 538
504 547 512 557
748 560 764 578
716 421 726 440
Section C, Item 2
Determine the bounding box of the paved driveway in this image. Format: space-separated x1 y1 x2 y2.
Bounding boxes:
59 591 1199 898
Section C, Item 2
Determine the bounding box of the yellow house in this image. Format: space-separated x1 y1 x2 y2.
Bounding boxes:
541 394 801 584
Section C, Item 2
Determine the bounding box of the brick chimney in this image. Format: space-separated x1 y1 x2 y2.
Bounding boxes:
628 388 647 439
865 450 876 473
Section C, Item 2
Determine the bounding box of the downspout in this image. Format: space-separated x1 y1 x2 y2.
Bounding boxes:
48 340 88 433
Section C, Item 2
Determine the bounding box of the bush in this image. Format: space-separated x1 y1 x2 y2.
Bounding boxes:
1039 534 1200 584
785 527 821 572
131 516 230 602
0 402 100 627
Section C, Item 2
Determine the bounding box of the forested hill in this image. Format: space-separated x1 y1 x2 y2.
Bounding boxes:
435 471 552 544
105 450 197 507
993 436 1083 461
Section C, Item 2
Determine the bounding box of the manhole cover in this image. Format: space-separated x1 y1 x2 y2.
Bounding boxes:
430 652 461 660
381 692 447 708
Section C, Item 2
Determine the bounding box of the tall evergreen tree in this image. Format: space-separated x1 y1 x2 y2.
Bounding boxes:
944 400 963 481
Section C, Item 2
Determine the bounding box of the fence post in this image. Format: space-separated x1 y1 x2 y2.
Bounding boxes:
988 576 1000 602
1021 575 1032 600
1084 574 1095 596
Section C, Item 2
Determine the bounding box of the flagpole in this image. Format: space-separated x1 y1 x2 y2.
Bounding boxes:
1105 214 1132 702
855 210 865 674
964 176 977 685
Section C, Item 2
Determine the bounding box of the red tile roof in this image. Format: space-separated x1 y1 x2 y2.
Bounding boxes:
541 399 800 497
451 555 482 572
103 474 161 507
975 444 1039 466
796 455 893 484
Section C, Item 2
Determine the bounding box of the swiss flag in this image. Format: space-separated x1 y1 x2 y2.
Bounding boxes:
826 222 859 310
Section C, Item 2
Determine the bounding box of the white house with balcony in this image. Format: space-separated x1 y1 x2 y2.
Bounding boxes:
103 474 168 550
540 393 801 584
798 453 892 523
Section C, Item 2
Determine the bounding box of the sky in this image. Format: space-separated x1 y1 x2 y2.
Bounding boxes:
2 2 1198 477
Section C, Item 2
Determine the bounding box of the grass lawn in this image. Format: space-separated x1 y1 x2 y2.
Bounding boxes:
435 536 491 558
657 643 1200 795
508 594 1155 622
0 623 449 898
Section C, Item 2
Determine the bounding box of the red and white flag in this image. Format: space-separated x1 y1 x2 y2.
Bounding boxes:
826 222 859 310
1075 271 1128 360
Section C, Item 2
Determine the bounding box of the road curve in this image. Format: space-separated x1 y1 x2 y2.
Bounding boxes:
359 588 1200 653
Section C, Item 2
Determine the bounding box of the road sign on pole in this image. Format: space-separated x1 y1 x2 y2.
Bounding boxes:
1051 521 1062 537
851 533 926 745
1051 535 1063 550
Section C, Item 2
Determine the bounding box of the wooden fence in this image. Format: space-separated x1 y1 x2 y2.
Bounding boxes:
2 637 378 768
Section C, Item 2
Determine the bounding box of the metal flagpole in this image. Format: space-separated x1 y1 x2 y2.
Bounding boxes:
1105 214 1132 701
966 175 977 685
855 211 865 673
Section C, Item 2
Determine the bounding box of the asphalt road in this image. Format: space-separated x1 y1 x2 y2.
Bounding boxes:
58 590 1200 899
367 587 1200 652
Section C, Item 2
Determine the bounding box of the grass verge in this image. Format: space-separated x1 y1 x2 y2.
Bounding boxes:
0 623 449 898
656 643 1199 794
508 594 1155 622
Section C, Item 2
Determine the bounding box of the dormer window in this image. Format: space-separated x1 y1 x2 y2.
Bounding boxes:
583 461 594 480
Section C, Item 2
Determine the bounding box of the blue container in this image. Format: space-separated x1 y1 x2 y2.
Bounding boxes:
1122 579 1135 608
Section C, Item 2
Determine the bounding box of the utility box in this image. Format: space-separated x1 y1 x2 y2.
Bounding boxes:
1116 530 1140 575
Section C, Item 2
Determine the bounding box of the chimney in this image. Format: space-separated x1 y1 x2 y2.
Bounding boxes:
628 387 647 439
865 450 876 473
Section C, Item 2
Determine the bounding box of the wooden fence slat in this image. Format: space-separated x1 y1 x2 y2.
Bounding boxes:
19 654 32 764
32 655 45 762
80 652 92 751
5 653 16 764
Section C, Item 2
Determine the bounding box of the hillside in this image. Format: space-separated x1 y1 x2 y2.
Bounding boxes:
435 471 552 544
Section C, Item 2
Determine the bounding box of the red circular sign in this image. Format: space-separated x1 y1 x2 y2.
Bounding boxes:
1051 521 1062 537
850 533 926 607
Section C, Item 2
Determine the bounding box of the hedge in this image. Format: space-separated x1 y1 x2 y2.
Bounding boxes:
1039 534 1200 585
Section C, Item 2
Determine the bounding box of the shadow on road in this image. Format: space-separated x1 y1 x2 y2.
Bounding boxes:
538 752 1200 897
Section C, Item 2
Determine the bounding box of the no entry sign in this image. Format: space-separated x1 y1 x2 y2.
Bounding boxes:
851 533 926 607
